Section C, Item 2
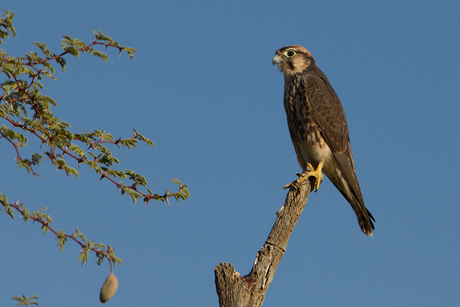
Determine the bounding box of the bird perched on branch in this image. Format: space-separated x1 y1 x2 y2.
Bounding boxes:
272 45 375 236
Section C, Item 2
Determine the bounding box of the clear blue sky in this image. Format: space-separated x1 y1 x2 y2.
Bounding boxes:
1 1 459 306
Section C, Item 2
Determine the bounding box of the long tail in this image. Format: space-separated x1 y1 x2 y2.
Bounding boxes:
331 152 375 236
328 179 375 236
354 203 375 236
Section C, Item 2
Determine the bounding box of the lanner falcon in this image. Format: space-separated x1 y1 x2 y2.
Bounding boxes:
272 45 375 236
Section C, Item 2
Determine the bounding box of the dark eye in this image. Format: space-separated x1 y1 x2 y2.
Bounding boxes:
286 50 296 57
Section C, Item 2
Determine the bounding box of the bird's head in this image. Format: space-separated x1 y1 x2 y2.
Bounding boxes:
272 45 315 77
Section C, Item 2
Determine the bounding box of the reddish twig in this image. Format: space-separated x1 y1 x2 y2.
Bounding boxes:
1 200 114 265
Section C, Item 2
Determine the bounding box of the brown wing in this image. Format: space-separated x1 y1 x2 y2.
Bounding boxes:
301 70 349 155
300 70 375 234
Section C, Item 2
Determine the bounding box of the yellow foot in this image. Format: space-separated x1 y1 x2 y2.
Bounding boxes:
283 161 324 191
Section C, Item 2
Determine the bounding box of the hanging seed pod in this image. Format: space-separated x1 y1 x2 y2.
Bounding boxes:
99 272 118 303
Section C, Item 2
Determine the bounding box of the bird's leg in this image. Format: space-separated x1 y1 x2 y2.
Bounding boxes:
301 161 324 191
283 161 324 191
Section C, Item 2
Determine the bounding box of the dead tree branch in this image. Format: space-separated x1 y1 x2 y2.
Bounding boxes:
215 177 315 307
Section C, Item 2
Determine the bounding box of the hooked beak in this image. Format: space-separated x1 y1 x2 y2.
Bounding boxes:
272 55 282 66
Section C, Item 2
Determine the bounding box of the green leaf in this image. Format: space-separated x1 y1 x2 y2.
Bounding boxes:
78 247 89 266
124 47 137 59
11 294 39 306
89 50 109 61
41 95 57 107
57 230 67 252
64 46 79 58
7 207 14 218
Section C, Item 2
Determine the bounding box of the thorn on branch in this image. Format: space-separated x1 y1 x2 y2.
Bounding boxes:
114 138 122 147
164 193 170 206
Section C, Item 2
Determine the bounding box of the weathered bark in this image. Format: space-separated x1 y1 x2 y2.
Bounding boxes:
215 177 315 307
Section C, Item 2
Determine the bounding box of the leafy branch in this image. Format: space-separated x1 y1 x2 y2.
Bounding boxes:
0 198 121 268
0 8 189 208
1 9 190 304
11 295 39 307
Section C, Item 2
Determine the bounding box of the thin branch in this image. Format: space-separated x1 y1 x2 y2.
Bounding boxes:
1 116 185 204
0 41 128 68
1 200 116 266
